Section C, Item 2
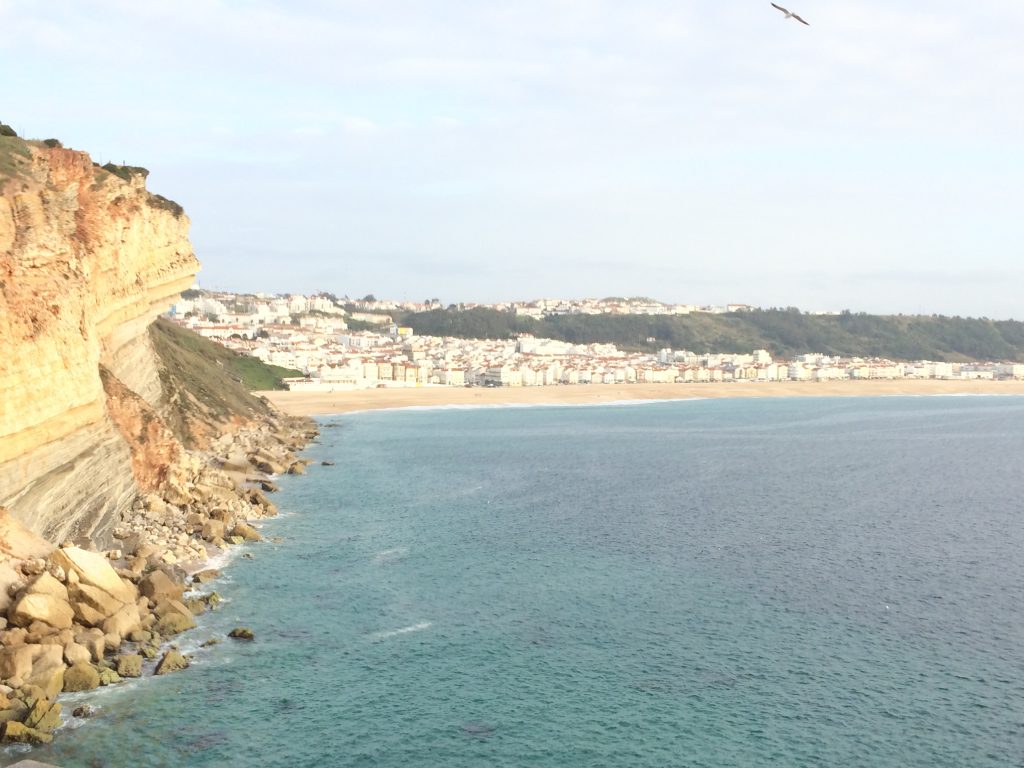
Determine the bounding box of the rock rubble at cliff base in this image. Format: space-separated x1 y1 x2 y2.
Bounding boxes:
0 414 318 745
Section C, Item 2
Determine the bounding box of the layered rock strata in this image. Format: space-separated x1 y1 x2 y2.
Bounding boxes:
1 129 320 747
0 135 198 542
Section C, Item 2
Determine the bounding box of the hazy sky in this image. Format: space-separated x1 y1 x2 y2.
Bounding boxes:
3 1 1023 317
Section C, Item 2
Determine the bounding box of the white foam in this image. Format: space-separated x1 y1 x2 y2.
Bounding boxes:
370 621 432 641
331 397 705 418
372 547 408 564
198 545 243 573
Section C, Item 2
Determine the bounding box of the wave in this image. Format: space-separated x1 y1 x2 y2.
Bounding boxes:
326 397 705 418
370 621 432 641
372 547 409 564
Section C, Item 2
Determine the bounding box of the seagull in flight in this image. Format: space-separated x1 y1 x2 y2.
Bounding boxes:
771 2 810 25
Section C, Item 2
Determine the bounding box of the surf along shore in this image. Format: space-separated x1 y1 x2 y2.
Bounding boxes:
261 379 1024 417
0 414 317 750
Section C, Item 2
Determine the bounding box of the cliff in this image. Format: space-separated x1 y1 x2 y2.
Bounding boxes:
0 132 198 544
0 127 318 750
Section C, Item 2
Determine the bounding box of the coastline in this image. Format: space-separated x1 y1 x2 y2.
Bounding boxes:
0 413 318 752
259 379 1024 417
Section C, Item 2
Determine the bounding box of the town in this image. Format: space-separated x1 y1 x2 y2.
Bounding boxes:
169 290 1024 391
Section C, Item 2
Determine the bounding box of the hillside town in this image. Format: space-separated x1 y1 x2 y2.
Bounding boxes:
170 290 1024 391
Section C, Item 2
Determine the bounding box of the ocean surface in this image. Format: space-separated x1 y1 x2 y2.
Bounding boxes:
11 396 1024 768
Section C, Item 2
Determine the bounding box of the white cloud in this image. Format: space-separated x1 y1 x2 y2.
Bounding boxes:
4 0 1024 315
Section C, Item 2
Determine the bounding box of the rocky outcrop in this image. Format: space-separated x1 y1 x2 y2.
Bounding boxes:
0 415 315 743
0 134 199 543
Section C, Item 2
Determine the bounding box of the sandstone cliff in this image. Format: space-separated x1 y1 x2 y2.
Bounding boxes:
0 132 198 544
0 128 319 749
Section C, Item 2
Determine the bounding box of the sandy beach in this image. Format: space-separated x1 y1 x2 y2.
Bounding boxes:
260 379 1024 417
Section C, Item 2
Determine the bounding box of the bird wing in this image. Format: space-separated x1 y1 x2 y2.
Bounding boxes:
771 2 789 12
793 13 809 24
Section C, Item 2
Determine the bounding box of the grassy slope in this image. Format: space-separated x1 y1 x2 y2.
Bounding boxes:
151 317 300 391
149 318 301 446
399 308 1024 362
0 135 31 180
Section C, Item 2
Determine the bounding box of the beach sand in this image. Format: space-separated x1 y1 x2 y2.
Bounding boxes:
260 379 1024 417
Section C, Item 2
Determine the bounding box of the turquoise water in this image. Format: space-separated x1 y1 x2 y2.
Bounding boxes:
11 396 1024 767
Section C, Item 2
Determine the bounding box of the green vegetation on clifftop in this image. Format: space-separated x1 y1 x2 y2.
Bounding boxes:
149 318 301 446
398 308 1024 362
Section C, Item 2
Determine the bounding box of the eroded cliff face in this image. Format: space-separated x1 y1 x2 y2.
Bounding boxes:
0 136 199 544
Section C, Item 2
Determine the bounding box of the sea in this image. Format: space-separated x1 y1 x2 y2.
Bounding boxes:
9 396 1024 768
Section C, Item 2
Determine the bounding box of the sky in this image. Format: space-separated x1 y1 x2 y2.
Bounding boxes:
2 0 1023 317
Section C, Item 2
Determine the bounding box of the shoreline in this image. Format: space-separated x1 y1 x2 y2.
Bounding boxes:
260 380 1024 417
0 414 318 751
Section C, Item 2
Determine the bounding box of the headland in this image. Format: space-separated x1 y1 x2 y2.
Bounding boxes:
0 128 316 750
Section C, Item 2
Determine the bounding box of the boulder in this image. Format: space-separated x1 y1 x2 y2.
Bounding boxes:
0 719 54 744
128 628 152 643
70 600 108 628
220 453 251 474
139 643 160 660
71 583 125 619
74 628 106 663
24 573 69 602
154 611 196 637
25 621 62 644
154 650 189 675
50 548 137 605
63 663 100 693
25 646 65 698
63 642 92 667
0 628 27 646
260 480 279 493
24 697 62 731
102 602 142 640
183 597 209 615
191 484 238 506
139 570 184 603
0 699 28 724
201 520 227 542
116 654 143 678
286 462 306 475
209 509 235 524
230 523 261 542
192 569 220 585
37 633 64 648
252 458 286 475
8 593 74 630
228 627 255 641
245 488 273 509
98 667 121 686
0 564 21 617
0 645 38 683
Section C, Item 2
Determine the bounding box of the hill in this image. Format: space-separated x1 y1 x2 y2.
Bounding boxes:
397 308 1024 362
